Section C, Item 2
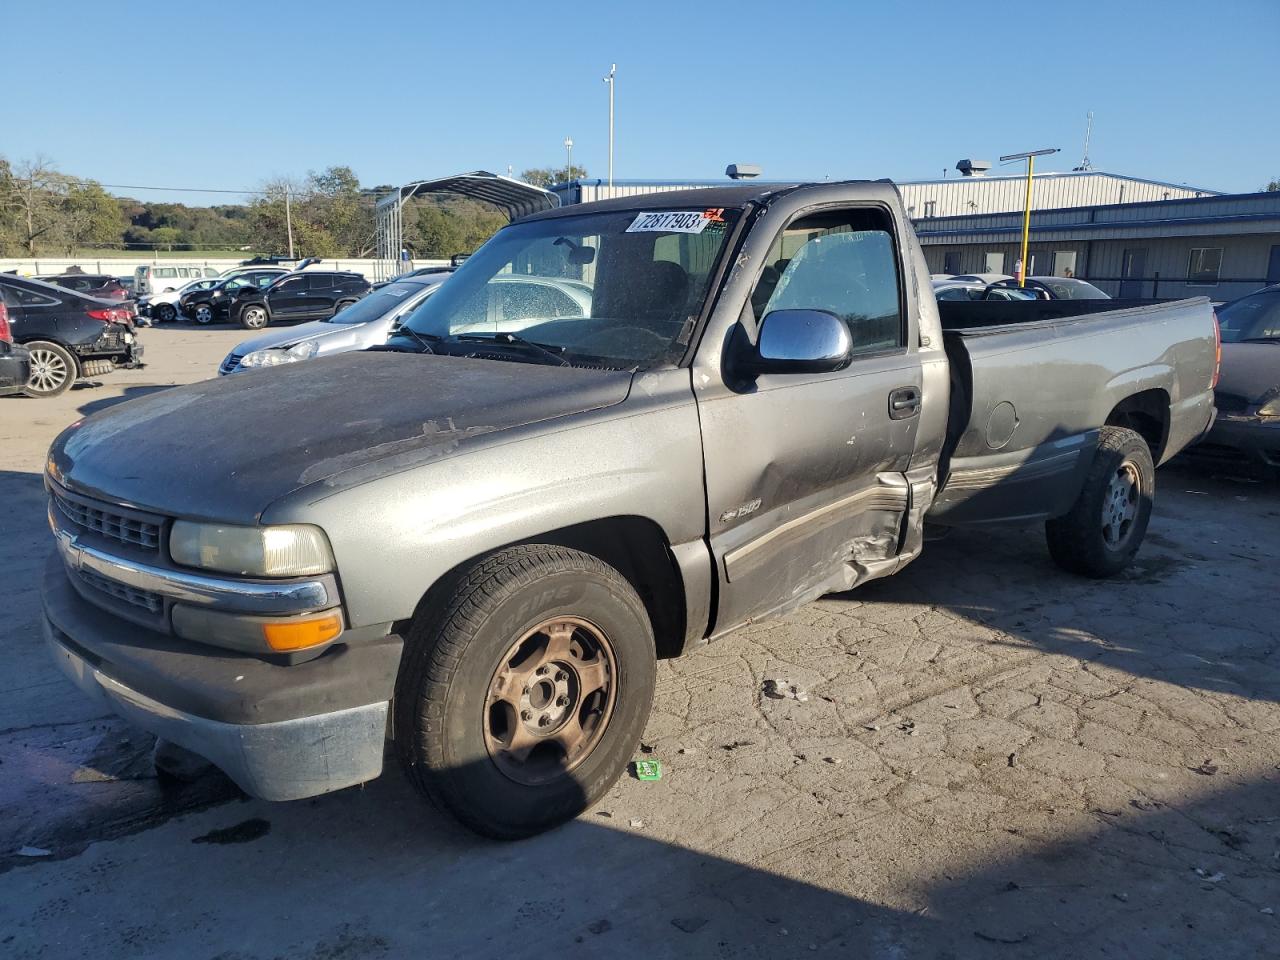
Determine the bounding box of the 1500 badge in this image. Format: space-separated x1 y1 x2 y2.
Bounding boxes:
719 499 762 523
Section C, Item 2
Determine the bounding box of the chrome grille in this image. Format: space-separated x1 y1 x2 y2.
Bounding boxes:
53 489 161 551
220 352 243 374
77 567 163 614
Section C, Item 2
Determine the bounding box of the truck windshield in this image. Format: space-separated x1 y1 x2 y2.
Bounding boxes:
397 207 742 368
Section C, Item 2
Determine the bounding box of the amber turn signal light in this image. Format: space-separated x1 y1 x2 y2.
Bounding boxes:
262 611 343 652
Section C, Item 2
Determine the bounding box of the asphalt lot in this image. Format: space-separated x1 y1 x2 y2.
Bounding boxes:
1 324 1278 959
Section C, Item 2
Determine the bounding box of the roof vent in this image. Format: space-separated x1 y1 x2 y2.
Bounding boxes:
726 163 762 180
955 159 992 177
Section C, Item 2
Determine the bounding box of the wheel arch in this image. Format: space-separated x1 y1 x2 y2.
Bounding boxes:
396 515 690 661
1105 388 1170 463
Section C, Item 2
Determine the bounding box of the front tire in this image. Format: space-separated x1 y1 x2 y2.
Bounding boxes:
23 341 78 397
1046 426 1154 578
154 303 177 323
395 545 656 839
239 305 269 329
192 302 214 325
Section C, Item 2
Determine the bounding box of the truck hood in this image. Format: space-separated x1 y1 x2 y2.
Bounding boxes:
49 352 633 522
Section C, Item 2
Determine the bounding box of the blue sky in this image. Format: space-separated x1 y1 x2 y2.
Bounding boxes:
6 0 1276 204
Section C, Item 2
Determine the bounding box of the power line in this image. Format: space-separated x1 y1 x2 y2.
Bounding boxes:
56 176 260 196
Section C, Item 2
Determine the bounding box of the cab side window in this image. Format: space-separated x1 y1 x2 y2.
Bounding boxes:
751 210 904 356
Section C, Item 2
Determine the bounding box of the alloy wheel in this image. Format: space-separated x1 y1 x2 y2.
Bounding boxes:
483 616 617 786
27 347 70 395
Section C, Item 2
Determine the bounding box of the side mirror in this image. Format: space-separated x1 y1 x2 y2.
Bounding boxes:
743 309 852 375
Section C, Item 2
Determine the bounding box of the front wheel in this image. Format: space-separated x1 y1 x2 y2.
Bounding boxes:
154 303 177 323
23 341 78 397
395 545 656 839
1045 426 1154 578
239 305 269 329
192 302 214 325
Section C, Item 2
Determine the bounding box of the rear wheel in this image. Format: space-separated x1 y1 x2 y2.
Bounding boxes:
23 341 78 398
192 302 215 325
395 545 656 839
240 305 269 329
1046 426 1154 578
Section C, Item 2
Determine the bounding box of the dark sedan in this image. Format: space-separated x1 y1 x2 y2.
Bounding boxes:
0 275 142 397
1191 285 1280 474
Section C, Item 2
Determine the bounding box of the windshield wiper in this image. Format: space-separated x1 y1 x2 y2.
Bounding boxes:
453 332 571 366
392 327 443 353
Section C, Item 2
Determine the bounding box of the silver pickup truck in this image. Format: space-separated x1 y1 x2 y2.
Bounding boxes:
41 181 1218 838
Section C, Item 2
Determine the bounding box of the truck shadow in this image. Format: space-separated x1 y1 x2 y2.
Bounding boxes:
3 755 1277 959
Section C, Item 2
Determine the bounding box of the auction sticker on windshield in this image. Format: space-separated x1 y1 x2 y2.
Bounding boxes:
626 210 723 234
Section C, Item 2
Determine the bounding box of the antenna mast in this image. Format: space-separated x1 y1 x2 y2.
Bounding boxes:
1074 112 1094 171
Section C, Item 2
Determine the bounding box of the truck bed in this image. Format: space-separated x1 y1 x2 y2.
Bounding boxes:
928 297 1217 526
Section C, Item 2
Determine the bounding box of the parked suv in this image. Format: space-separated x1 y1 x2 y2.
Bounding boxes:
0 275 142 397
232 271 372 329
179 269 287 325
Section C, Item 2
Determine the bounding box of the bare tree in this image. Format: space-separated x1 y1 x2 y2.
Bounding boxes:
11 156 65 255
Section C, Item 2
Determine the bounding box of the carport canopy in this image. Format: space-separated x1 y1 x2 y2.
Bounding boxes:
373 171 559 280
375 171 558 220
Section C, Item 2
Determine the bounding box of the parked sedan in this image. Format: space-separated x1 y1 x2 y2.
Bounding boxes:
1192 284 1280 473
140 276 220 323
219 273 450 374
36 273 131 301
932 280 1036 301
0 275 142 397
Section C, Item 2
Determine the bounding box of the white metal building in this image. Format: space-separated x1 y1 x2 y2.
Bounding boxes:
550 170 1219 218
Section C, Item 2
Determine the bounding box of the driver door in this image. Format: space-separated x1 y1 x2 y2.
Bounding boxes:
695 206 924 634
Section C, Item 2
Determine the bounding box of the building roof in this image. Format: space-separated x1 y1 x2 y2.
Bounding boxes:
912 190 1280 244
552 170 1221 196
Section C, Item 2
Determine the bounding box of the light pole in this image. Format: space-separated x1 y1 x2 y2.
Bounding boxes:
999 147 1059 286
564 137 574 181
603 63 616 191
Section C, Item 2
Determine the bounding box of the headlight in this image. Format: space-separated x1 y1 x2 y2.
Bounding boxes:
240 341 318 368
169 521 334 577
1258 396 1280 418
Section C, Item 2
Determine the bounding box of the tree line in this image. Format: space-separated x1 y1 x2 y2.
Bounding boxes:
0 157 580 259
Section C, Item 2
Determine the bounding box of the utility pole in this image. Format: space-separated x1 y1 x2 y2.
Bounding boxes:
999 148 1059 286
603 63 616 191
284 185 296 259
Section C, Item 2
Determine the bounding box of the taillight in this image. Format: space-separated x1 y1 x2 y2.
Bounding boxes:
1211 310 1222 390
86 307 131 324
0 301 10 343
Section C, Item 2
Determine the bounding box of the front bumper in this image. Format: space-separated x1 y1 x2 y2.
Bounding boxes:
42 555 402 800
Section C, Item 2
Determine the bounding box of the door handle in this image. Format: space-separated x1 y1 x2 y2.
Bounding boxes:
888 386 920 420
